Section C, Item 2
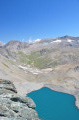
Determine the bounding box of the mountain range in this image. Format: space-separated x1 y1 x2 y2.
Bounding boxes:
1 35 79 68
0 35 79 109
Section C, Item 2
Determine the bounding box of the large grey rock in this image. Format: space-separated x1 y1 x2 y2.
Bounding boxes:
0 79 39 120
0 79 17 93
11 96 36 109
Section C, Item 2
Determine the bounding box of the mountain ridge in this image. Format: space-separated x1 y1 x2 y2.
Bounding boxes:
0 35 79 110
1 35 79 46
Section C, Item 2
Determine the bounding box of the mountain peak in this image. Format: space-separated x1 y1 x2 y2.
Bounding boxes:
57 35 79 40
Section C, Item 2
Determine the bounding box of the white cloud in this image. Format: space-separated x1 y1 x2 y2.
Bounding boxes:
21 38 25 42
28 37 33 43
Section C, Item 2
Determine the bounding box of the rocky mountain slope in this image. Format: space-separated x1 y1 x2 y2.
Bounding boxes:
0 79 39 120
1 35 79 69
0 35 79 110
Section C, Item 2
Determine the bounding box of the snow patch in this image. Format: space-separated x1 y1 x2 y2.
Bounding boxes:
51 39 61 43
67 39 74 43
33 39 41 43
18 65 42 74
53 40 61 43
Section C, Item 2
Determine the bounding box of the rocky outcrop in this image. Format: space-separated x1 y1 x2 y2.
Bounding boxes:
74 66 79 72
0 79 39 120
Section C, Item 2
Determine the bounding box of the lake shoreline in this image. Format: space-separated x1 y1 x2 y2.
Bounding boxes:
28 87 79 120
13 81 79 109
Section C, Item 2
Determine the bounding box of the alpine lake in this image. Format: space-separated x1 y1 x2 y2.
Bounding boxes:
28 87 79 120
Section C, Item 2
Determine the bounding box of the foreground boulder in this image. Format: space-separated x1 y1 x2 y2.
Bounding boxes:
0 79 39 120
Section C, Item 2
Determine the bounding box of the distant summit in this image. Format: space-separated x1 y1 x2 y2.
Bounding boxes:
34 35 79 45
2 40 29 51
1 35 79 45
1 35 79 50
56 35 79 40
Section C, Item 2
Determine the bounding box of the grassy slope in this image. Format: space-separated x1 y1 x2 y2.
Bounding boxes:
16 47 79 69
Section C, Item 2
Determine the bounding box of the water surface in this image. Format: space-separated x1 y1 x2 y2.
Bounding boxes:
28 87 79 120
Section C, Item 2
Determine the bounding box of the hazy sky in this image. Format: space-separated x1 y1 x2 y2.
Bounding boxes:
0 0 79 43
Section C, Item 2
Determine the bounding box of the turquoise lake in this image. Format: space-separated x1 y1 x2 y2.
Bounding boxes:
28 87 79 120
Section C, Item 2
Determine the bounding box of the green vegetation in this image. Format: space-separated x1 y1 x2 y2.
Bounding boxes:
2 62 9 68
27 52 43 66
17 51 59 69
49 61 59 67
18 51 28 63
18 51 44 68
4 57 16 65
7 59 15 65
